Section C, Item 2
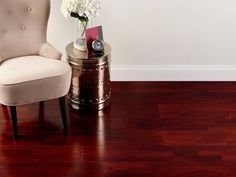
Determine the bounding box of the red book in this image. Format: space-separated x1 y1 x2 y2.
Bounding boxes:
85 26 103 55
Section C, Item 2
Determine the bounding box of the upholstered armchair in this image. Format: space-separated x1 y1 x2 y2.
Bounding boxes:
0 0 72 138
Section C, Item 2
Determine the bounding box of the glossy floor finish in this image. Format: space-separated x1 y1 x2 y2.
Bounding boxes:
1 82 236 177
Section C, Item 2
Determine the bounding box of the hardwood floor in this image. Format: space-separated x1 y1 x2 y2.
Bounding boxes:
1 82 236 177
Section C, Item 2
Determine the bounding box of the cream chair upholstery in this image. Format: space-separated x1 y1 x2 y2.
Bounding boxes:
0 0 72 138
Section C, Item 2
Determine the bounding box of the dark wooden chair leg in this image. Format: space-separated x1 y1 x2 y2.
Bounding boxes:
10 106 18 139
59 97 69 133
39 101 45 124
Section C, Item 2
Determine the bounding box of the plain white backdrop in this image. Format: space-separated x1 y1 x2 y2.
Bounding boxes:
48 0 236 81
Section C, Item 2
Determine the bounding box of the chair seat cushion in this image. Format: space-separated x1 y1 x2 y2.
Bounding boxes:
0 56 72 106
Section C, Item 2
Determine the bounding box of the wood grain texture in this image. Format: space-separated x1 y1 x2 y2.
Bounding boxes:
1 82 236 177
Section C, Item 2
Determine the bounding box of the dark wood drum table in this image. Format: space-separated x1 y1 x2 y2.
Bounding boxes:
66 42 112 111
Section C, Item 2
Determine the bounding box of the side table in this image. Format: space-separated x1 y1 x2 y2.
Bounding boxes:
66 42 112 111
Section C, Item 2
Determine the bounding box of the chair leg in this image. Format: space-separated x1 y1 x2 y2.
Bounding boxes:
39 101 45 124
10 106 18 139
59 96 69 132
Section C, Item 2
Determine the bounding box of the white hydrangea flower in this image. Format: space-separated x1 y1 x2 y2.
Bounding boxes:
61 0 101 18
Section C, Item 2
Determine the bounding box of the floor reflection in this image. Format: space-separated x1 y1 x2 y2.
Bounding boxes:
97 110 105 157
0 103 111 177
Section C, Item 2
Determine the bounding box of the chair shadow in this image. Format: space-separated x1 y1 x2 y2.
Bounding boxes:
0 103 111 177
1 102 64 141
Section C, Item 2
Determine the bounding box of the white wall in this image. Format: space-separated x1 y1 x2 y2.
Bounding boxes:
48 0 236 81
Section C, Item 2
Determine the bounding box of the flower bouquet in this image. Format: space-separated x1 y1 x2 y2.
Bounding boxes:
61 0 101 51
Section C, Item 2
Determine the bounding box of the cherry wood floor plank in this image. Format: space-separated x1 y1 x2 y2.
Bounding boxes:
1 82 236 176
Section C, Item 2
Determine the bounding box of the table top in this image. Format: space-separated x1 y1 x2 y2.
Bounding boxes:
66 42 112 60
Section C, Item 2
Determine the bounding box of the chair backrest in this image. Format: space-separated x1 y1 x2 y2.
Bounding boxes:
0 0 51 62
